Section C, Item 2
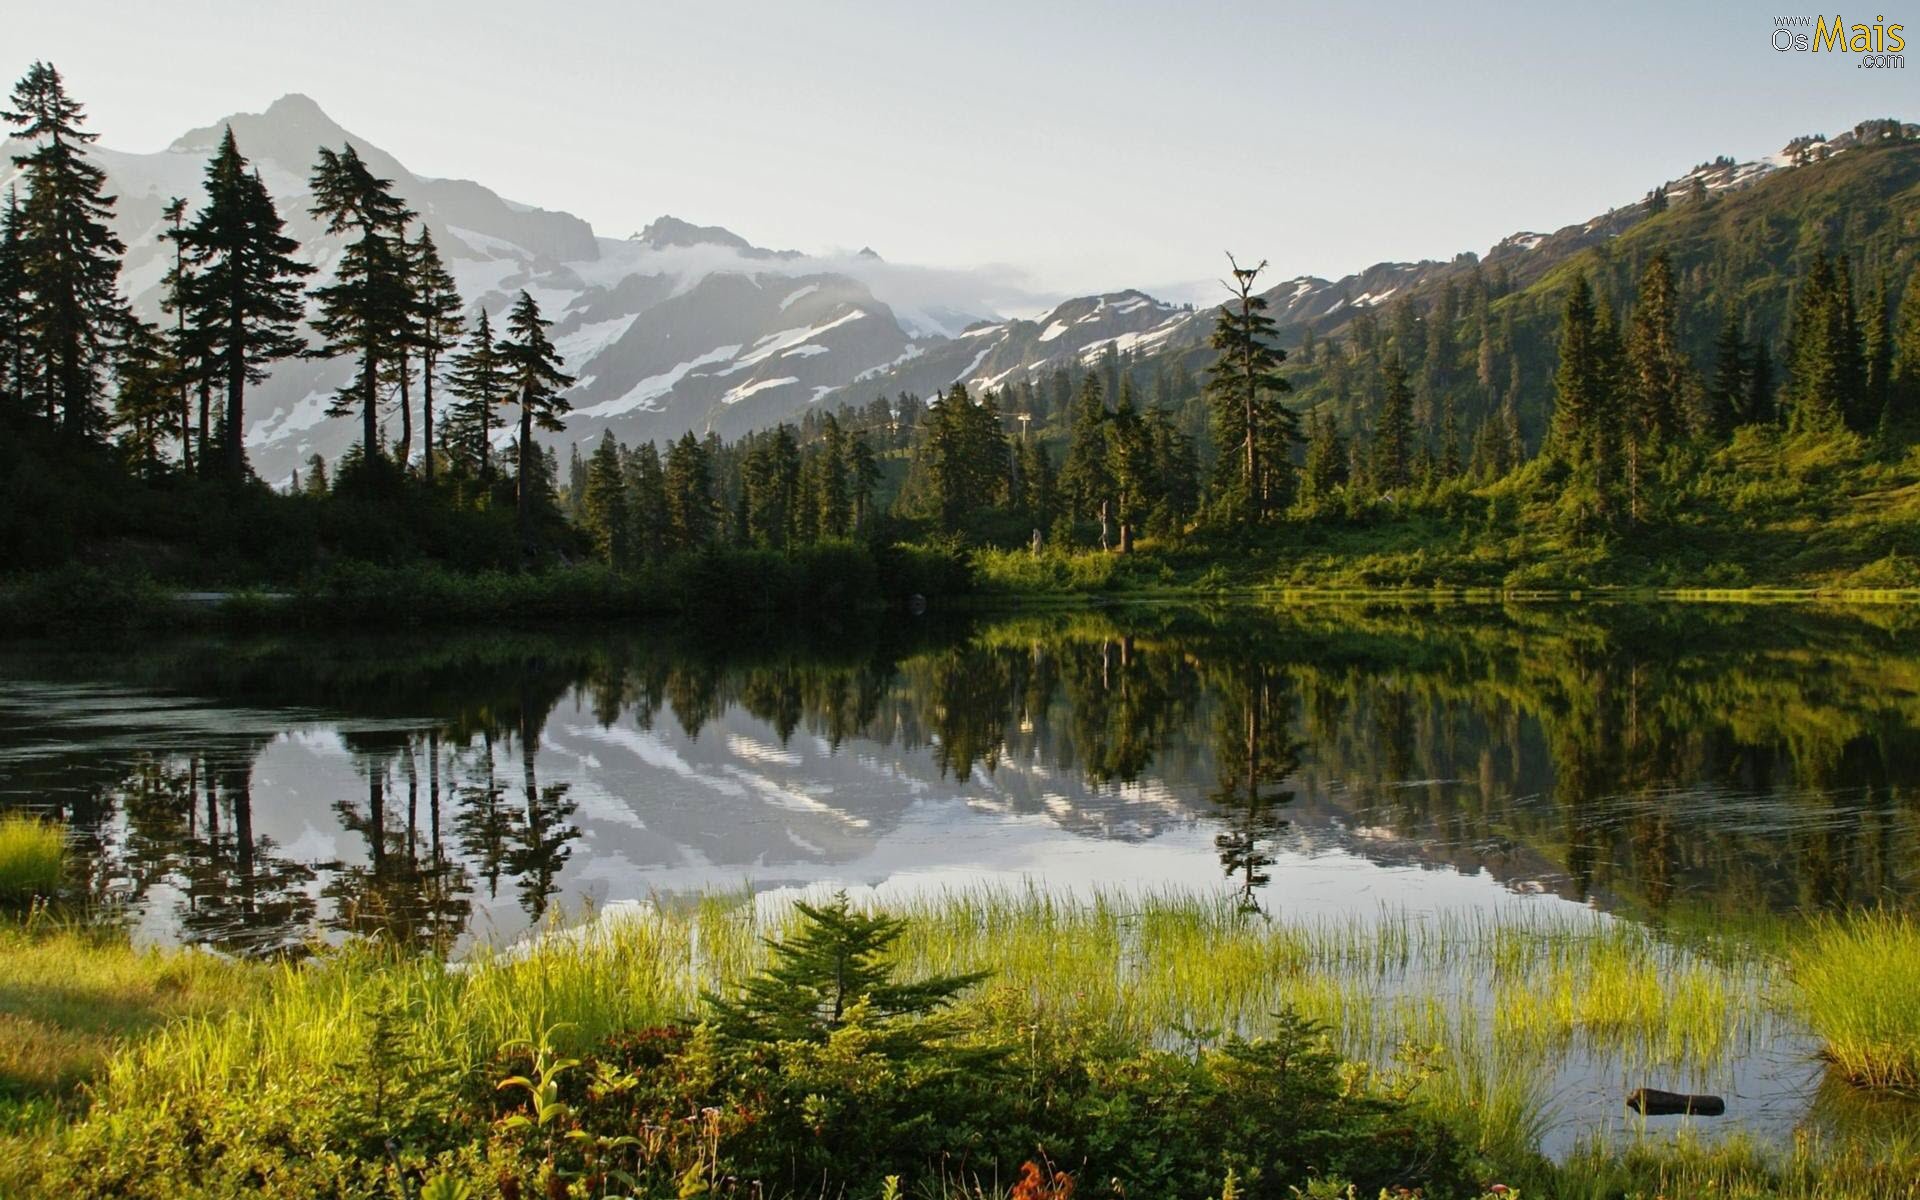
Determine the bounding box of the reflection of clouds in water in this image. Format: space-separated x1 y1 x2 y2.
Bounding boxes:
717 764 867 828
567 722 748 798
275 727 351 756
725 733 801 766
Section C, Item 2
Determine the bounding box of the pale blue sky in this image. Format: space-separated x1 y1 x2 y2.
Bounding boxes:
12 1 1915 298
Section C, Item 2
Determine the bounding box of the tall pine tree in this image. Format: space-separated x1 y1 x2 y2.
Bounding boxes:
444 308 507 478
410 228 464 483
176 127 314 480
4 62 127 439
499 290 575 547
308 143 415 471
1204 256 1294 522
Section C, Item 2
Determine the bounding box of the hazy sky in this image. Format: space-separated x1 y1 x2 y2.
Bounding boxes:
11 1 1913 299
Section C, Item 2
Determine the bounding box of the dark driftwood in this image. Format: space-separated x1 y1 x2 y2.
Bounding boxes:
1626 1088 1725 1116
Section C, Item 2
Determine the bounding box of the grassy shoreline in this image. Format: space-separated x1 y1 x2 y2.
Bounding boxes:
3 890 1918 1198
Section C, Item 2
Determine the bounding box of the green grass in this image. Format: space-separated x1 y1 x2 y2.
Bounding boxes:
0 816 64 904
5 893 1920 1197
1792 911 1920 1093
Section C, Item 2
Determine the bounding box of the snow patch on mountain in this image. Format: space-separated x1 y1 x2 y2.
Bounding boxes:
723 376 799 406
572 344 742 421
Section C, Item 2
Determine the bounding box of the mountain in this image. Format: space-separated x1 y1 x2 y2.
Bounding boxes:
0 94 1058 481
2 96 1913 484
834 119 1920 417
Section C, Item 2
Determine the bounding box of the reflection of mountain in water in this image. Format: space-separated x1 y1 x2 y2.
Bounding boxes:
3 603 1919 948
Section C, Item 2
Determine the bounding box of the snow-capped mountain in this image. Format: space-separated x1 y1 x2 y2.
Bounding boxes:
1 94 1095 481
4 96 1909 484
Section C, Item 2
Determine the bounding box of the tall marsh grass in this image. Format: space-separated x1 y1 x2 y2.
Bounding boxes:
83 888 1787 1165
1792 910 1920 1093
0 814 64 903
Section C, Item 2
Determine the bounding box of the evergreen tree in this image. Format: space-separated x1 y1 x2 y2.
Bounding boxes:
920 384 1008 535
1106 381 1153 552
665 431 715 551
1301 409 1348 504
1709 309 1748 433
1748 340 1776 427
1550 272 1624 533
1204 256 1295 522
444 308 507 477
816 412 851 537
1862 273 1893 431
156 195 197 472
1784 254 1862 432
410 228 464 484
705 892 985 1045
743 424 802 548
1059 373 1112 540
499 290 575 546
4 62 127 439
1147 405 1199 533
1550 273 1607 464
1018 437 1058 535
1439 390 1463 480
1623 252 1687 520
303 453 329 497
1893 261 1920 428
625 440 670 562
176 127 314 480
112 318 177 477
579 430 629 566
307 143 415 469
848 432 882 532
0 187 29 420
1373 353 1413 490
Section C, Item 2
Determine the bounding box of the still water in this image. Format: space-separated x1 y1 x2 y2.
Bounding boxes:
3 602 1916 953
6 601 1919 1154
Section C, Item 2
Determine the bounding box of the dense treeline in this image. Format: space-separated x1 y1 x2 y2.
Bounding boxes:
4 60 1919 599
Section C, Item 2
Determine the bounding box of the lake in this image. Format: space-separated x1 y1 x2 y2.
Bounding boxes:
4 601 1918 1153
4 602 1917 951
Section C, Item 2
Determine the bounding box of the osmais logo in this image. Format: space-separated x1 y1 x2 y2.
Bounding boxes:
1773 13 1906 65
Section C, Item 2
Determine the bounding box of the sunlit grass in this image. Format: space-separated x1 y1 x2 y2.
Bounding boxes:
0 814 65 903
11 889 1920 1197
1792 910 1920 1093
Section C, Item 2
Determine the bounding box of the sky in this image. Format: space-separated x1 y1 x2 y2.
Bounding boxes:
11 0 1915 301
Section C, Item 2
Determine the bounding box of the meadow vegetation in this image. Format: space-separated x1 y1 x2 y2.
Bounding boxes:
0 889 1916 1198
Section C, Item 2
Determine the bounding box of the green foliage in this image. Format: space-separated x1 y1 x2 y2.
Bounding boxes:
706 892 988 1044
0 814 63 903
1792 911 1920 1092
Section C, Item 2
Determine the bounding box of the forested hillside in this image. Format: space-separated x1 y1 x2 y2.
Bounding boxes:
2 58 1917 610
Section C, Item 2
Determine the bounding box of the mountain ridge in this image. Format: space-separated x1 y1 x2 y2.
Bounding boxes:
3 93 1911 483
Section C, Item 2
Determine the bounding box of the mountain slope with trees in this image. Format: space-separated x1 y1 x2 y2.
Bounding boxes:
2 59 1916 612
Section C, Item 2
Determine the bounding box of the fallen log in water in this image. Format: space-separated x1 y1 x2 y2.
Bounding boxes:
1626 1087 1726 1117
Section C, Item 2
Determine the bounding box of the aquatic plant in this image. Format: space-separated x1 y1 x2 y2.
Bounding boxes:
0 814 64 904
1792 910 1920 1093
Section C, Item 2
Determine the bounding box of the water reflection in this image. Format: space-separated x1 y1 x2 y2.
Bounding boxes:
3 603 1918 951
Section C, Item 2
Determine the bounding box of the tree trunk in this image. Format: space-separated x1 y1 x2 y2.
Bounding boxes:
226 310 246 480
397 349 413 471
517 390 533 551
363 350 380 468
422 351 436 485
197 380 212 476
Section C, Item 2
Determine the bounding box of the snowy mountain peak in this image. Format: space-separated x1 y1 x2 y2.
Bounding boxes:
634 215 757 253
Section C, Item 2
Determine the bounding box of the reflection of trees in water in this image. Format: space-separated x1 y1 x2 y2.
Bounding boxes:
15 606 1920 948
178 753 317 956
508 701 577 922
325 732 471 954
1205 662 1304 911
